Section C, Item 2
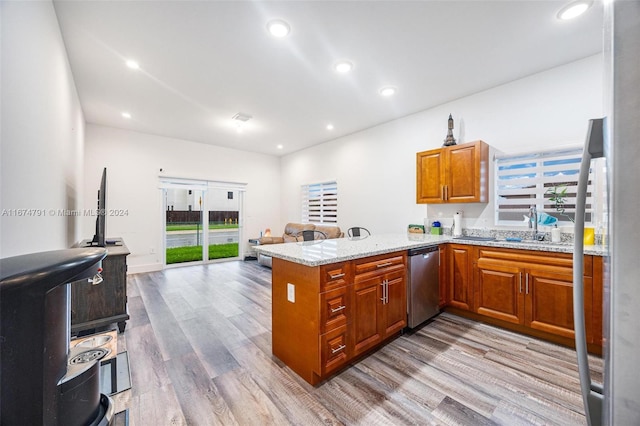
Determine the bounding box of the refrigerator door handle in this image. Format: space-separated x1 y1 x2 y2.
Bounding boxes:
574 118 605 426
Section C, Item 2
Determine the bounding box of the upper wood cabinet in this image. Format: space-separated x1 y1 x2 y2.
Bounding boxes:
416 140 489 204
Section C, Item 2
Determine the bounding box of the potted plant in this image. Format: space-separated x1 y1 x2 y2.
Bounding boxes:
546 185 595 244
545 185 574 223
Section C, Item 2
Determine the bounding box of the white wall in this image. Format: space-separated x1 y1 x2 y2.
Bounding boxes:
0 1 85 258
281 55 604 233
83 124 281 273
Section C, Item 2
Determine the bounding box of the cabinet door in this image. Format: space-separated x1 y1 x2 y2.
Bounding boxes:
416 148 446 203
351 274 384 357
446 141 487 203
476 261 524 325
71 253 128 326
449 245 474 311
382 270 406 337
525 268 592 340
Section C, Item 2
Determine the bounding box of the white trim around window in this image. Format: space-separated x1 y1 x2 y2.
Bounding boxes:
495 147 599 226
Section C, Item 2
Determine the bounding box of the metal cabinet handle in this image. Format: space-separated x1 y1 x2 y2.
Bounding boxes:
89 273 103 286
329 273 345 279
331 305 346 313
519 272 522 293
445 185 449 201
331 344 346 354
442 185 445 201
385 279 388 304
376 262 393 268
380 279 389 304
525 273 529 295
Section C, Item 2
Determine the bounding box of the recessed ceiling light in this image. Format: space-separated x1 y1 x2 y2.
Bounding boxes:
121 112 131 119
326 124 334 130
267 20 290 38
557 1 592 20
125 60 139 70
277 144 284 150
334 61 353 73
379 86 397 97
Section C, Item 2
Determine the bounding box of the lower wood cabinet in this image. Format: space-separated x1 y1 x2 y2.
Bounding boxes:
438 245 448 308
447 244 475 311
475 261 522 324
352 266 406 357
271 252 406 385
440 243 603 353
474 247 598 345
320 324 348 376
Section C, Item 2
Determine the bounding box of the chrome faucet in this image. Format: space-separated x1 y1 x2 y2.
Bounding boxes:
528 206 545 241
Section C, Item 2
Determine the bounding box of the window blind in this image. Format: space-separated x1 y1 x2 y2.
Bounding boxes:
495 148 594 225
301 181 338 224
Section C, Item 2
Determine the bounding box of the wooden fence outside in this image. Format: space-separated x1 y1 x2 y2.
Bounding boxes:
166 210 239 224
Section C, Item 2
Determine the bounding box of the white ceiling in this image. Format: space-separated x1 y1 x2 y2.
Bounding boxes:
53 1 603 156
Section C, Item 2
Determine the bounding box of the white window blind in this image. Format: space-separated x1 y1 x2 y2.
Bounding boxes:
302 181 338 224
495 148 595 225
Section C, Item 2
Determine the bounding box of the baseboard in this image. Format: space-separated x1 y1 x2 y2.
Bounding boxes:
126 263 162 274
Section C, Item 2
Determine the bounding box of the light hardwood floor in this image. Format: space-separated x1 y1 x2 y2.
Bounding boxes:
111 260 602 425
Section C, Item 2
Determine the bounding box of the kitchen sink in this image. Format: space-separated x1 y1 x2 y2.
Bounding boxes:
453 236 496 242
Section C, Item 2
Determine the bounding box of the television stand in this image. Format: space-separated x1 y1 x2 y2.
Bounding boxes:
72 238 130 334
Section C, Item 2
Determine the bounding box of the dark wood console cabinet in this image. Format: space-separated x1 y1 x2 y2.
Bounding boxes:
72 238 130 334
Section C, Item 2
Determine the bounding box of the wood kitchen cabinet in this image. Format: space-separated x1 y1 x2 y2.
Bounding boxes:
352 253 406 357
474 248 595 343
416 140 489 204
319 261 351 376
438 245 448 308
271 252 406 385
447 244 475 311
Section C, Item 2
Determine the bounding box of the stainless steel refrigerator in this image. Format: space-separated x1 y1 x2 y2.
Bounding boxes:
573 2 640 425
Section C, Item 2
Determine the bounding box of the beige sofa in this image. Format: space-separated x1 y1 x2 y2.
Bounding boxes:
255 222 343 267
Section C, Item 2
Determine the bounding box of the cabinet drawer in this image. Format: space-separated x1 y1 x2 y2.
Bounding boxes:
320 286 349 334
477 248 593 277
320 262 350 291
319 325 349 375
354 253 405 276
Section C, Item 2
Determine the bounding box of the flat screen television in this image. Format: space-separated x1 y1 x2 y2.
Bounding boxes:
88 168 106 247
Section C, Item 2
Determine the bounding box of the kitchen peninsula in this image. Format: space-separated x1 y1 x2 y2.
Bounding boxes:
256 234 605 385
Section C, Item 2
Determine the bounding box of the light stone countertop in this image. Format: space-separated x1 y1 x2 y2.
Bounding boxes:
254 233 607 267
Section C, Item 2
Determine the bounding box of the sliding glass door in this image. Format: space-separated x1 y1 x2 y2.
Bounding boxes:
206 187 240 261
162 179 245 267
165 187 205 265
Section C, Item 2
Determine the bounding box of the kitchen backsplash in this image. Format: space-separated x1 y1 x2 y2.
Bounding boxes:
440 226 604 246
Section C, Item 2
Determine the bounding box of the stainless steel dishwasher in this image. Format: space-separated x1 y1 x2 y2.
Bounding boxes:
407 246 440 328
